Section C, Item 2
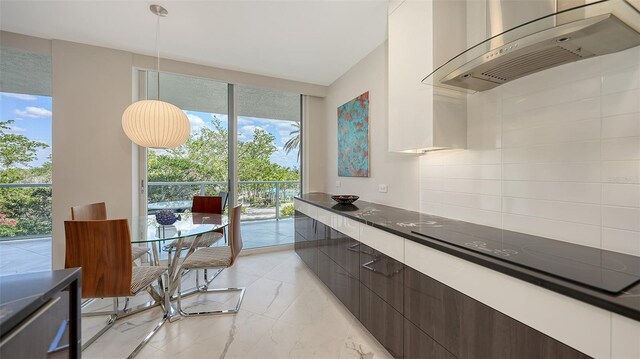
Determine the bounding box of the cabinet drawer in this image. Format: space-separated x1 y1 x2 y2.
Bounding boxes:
317 251 359 317
359 225 404 263
404 267 589 359
404 318 455 359
319 228 360 278
359 243 404 314
360 283 403 359
0 292 71 359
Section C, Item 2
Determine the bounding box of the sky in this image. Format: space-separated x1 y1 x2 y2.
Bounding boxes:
0 92 299 170
0 92 53 167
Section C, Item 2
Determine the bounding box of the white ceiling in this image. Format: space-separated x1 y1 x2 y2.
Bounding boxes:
0 1 389 86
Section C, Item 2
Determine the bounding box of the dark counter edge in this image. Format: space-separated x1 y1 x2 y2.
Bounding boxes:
0 268 82 337
295 195 640 322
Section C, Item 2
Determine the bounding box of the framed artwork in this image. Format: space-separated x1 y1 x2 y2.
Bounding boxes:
337 91 369 177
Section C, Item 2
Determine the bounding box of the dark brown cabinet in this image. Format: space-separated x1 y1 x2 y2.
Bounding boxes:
318 250 359 316
294 210 318 274
360 283 404 358
0 269 81 359
404 267 590 359
321 228 360 278
359 243 404 314
404 318 455 359
316 226 359 318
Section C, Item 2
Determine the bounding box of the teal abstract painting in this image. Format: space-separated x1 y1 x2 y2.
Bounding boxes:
337 91 369 177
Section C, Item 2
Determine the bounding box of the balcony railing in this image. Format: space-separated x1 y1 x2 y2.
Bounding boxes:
147 180 300 221
0 180 300 241
0 183 52 241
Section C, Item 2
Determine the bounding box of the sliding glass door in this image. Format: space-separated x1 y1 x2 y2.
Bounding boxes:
140 71 301 249
143 71 229 215
236 85 301 248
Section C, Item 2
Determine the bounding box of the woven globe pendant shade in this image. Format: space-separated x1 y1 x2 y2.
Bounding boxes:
122 99 190 148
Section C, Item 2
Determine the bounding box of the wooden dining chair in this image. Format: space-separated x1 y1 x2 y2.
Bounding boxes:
165 195 225 252
64 219 167 349
176 205 245 316
71 202 150 261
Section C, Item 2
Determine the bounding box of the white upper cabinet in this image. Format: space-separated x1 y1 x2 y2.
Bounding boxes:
388 0 468 153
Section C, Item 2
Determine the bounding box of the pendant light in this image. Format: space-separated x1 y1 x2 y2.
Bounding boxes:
121 4 190 149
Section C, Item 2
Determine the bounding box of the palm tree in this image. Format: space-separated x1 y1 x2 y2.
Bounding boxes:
283 122 300 161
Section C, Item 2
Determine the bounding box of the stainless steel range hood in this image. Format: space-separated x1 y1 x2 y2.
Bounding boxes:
423 0 640 92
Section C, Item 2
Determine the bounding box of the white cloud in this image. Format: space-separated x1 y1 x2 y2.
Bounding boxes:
239 125 257 139
14 106 52 118
186 113 207 134
273 120 296 130
270 148 299 169
1 93 37 101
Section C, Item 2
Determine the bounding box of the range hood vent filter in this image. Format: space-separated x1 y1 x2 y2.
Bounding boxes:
480 46 584 82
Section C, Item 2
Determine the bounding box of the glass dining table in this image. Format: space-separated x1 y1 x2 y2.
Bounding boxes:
123 212 228 358
129 211 228 298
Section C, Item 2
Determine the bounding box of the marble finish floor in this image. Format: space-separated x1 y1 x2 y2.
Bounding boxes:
82 249 392 359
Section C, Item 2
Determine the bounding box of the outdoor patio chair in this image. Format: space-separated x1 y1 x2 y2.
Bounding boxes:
165 196 225 253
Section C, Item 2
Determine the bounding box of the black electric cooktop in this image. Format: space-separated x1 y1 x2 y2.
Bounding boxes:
412 223 640 294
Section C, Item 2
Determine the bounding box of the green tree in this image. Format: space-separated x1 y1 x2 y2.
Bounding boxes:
147 117 299 206
0 120 48 170
0 120 52 237
283 122 300 161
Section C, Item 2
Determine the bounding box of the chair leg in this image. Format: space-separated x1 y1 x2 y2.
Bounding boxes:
200 268 224 290
81 298 119 351
177 268 245 317
127 273 171 359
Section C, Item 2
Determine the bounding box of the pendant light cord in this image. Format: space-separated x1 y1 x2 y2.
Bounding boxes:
155 13 160 100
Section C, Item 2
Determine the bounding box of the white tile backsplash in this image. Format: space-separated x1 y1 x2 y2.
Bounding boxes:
419 46 640 255
601 113 640 139
601 160 640 184
602 184 640 208
602 89 640 117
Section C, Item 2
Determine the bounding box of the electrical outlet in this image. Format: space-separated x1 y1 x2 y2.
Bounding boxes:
335 180 341 188
378 184 388 193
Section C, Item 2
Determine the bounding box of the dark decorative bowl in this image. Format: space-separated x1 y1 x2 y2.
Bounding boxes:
155 210 180 226
331 195 359 204
332 203 359 212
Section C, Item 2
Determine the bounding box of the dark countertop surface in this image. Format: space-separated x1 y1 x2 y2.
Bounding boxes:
0 269 81 337
295 193 640 321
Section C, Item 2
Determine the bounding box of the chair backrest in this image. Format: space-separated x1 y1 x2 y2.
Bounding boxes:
229 205 243 266
191 196 223 214
71 202 107 220
219 192 229 213
64 219 133 298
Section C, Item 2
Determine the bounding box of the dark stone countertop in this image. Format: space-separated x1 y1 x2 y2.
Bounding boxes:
0 269 81 337
295 192 640 322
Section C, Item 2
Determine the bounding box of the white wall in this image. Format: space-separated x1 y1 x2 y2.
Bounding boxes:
51 40 135 268
420 46 640 256
303 95 327 193
319 42 421 211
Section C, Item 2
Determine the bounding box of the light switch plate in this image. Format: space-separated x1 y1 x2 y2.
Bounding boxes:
335 180 341 188
378 184 388 193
